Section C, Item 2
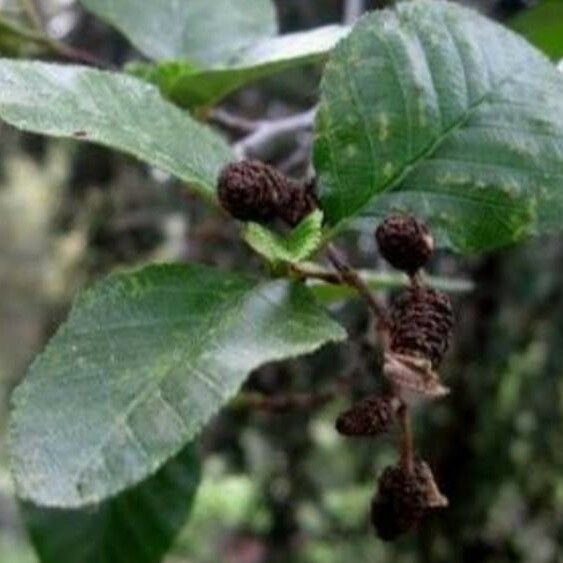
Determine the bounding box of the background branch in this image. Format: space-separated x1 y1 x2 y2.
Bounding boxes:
233 107 317 160
343 0 365 25
0 13 113 68
209 108 259 134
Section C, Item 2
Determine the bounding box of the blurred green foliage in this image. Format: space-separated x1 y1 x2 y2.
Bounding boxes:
510 0 563 60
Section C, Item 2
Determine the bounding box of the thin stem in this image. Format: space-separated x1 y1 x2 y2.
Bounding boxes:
325 243 390 341
398 403 415 475
0 13 113 68
291 262 474 295
290 262 341 285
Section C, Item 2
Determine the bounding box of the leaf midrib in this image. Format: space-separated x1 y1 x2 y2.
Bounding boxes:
324 71 523 240
321 0 551 242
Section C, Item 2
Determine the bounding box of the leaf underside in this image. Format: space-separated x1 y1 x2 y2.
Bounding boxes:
130 26 349 110
80 0 277 65
23 443 200 563
10 264 345 508
315 0 563 253
0 60 233 202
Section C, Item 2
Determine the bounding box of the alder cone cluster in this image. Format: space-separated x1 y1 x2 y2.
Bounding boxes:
218 160 316 225
371 462 429 540
371 459 447 540
390 286 454 369
375 215 434 274
335 394 396 437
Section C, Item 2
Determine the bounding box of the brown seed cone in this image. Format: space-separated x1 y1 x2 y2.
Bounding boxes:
390 286 454 369
217 160 317 225
218 160 286 222
375 215 434 274
335 394 398 437
371 460 448 541
277 177 318 226
373 464 427 535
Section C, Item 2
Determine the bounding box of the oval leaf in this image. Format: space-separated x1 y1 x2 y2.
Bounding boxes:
0 60 233 202
80 0 277 65
10 264 345 508
129 26 349 110
23 443 200 563
315 0 563 253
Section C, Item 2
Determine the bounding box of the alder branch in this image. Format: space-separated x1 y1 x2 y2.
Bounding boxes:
325 243 391 344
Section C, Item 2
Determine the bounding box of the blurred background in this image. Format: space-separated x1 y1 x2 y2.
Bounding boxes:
0 0 562 561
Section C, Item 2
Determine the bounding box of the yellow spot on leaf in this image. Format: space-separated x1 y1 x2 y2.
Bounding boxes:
378 112 390 141
346 144 358 159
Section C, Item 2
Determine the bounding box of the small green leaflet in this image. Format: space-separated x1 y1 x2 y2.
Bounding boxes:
243 210 324 265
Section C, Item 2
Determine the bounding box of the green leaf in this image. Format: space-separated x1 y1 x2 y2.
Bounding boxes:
22 443 200 563
129 26 349 110
243 210 324 265
315 0 563 253
80 0 277 65
510 0 563 60
0 60 233 203
10 264 346 508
